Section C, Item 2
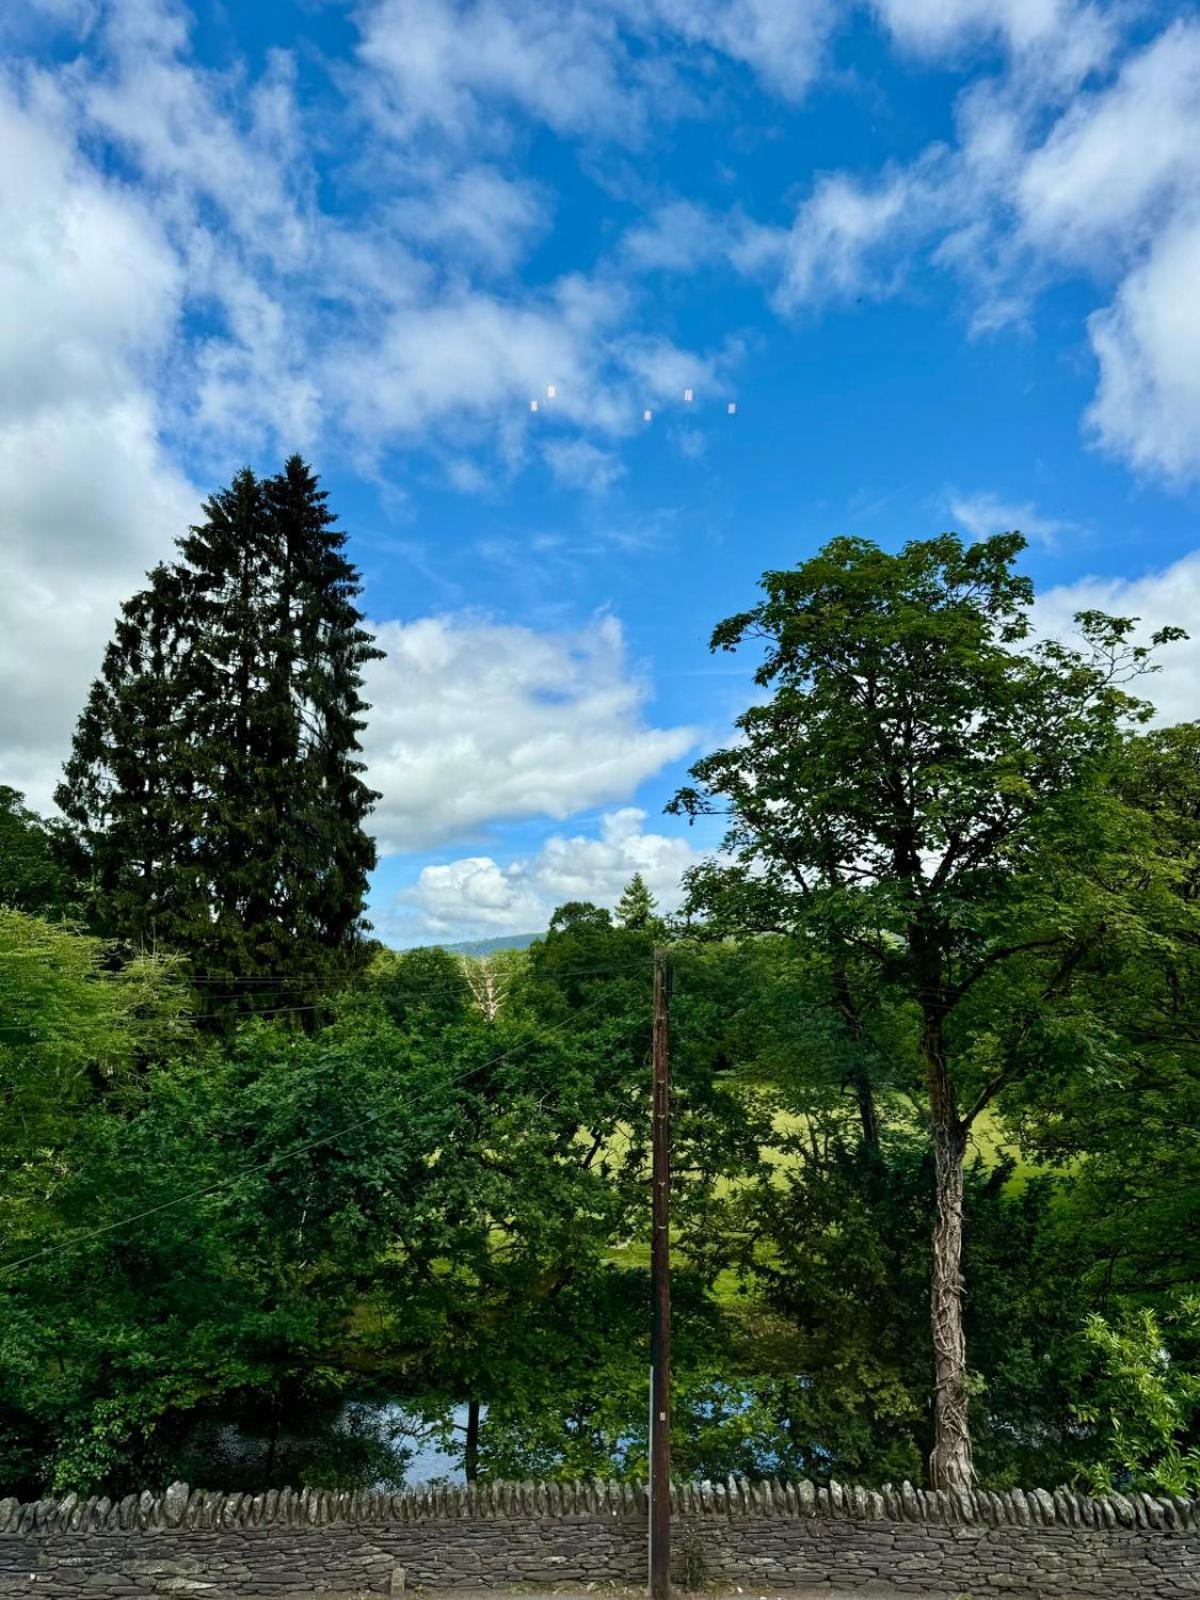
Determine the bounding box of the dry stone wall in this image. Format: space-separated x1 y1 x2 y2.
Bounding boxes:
0 1477 1196 1599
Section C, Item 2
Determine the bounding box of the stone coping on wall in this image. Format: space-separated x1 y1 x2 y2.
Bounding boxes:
1 1477 1196 1537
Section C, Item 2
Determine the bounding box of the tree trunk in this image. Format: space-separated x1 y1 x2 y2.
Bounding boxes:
923 1016 973 1492
464 1398 480 1483
832 964 880 1154
265 1390 282 1484
851 1068 880 1154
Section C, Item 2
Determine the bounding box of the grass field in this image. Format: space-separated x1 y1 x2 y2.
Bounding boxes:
600 1098 1049 1292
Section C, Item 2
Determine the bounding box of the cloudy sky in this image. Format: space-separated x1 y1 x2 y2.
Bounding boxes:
3 0 1199 943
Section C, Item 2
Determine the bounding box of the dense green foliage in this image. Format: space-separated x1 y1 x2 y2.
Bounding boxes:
669 531 1189 1490
1 523 1196 1504
0 788 78 920
55 457 381 1017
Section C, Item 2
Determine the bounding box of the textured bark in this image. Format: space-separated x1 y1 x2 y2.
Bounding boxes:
925 1016 973 1493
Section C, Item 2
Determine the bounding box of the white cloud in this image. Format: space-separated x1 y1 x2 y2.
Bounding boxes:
0 400 197 812
355 0 838 151
355 0 637 139
362 614 696 852
396 807 709 937
774 167 928 310
1036 551 1200 728
190 263 322 451
327 278 628 447
1 0 99 43
621 199 784 285
328 276 736 454
622 200 727 274
1011 22 1200 479
755 16 1200 478
542 438 626 494
615 333 732 406
83 25 311 270
10 0 1200 845
644 0 838 101
0 77 180 417
948 489 1079 546
4 0 747 499
1017 22 1200 260
620 157 960 316
69 2 324 457
0 73 197 812
875 0 1114 70
1086 217 1200 481
0 3 741 823
58 0 736 469
386 165 549 274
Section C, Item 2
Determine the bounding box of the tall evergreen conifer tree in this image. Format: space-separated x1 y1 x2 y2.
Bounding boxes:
57 457 382 1013
614 872 659 931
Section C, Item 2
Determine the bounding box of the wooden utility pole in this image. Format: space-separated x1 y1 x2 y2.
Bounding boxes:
649 948 672 1600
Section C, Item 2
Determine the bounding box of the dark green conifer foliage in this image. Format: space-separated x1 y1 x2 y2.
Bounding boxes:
56 456 382 1013
614 871 659 931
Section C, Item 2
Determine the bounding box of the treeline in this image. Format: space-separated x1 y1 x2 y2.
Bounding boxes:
0 463 1197 1502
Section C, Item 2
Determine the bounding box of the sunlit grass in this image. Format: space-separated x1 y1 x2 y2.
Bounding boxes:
598 1097 1051 1284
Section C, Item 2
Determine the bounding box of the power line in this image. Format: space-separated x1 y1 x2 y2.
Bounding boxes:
182 952 646 990
2 954 653 1031
0 980 644 1280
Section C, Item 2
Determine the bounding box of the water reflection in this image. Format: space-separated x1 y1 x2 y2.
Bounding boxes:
372 1402 478 1485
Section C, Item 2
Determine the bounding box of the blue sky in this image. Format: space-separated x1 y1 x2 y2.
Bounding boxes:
2 0 1199 942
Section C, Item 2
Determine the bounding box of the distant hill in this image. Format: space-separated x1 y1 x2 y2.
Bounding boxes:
442 932 543 957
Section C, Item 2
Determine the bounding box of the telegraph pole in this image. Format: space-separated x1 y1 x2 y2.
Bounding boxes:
649 948 672 1600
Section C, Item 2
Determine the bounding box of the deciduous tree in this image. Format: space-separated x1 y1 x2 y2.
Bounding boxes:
670 532 1183 1489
